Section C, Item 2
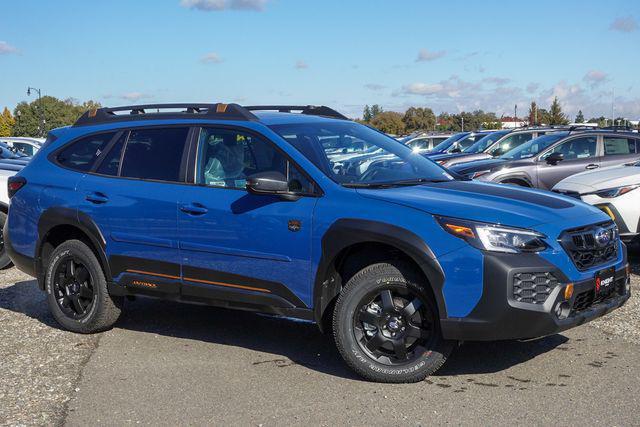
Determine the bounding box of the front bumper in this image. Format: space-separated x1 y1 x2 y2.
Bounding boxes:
440 251 630 341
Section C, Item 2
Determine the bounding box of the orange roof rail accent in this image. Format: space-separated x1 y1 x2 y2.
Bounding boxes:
216 103 228 113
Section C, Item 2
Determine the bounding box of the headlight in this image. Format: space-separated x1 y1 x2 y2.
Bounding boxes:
591 185 639 198
437 217 548 253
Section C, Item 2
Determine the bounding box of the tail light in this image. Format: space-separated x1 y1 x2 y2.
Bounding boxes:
7 176 26 198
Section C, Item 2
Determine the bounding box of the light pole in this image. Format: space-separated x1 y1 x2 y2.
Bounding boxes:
27 86 45 137
514 104 518 128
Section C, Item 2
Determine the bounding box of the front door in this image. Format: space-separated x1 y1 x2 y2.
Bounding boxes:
178 127 318 311
536 135 599 189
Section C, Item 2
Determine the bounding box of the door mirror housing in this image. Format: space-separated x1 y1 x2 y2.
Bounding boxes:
545 152 564 165
246 174 300 201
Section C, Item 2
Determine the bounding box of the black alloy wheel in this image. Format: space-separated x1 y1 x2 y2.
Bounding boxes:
52 257 95 319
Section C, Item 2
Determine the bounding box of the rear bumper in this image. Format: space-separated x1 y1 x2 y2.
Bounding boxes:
3 224 37 278
440 251 630 341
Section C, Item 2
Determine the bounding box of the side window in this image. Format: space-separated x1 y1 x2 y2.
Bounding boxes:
96 132 127 176
603 137 636 156
457 135 477 150
120 127 189 182
542 136 597 160
409 138 428 150
57 132 116 172
14 143 35 156
196 128 315 194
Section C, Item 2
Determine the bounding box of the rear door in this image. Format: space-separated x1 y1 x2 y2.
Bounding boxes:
536 135 599 189
177 126 318 310
78 126 191 295
600 135 640 168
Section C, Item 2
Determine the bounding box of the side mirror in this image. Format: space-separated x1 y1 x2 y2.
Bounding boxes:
246 174 300 201
546 152 564 165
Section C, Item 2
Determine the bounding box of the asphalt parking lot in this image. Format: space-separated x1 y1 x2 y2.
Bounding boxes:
1 251 639 426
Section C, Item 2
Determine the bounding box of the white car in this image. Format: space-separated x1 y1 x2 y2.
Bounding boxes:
0 137 44 157
553 161 640 243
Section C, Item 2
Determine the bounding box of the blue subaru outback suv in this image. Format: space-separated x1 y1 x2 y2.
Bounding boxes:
4 103 631 383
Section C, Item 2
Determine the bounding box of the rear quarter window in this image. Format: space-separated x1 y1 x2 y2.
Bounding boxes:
56 132 116 172
603 137 637 155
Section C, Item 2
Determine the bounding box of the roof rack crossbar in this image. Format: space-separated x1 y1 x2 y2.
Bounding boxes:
244 105 349 120
73 103 259 127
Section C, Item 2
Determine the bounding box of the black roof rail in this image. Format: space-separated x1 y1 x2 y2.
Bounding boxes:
73 103 259 127
244 105 350 120
600 125 635 132
567 125 598 134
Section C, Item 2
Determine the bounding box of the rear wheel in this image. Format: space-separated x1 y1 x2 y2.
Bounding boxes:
333 261 454 383
45 240 122 333
0 211 12 269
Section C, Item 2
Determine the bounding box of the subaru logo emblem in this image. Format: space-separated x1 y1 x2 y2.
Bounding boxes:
594 228 611 247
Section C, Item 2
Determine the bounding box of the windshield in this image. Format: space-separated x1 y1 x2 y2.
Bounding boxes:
269 122 455 187
464 131 510 153
431 132 468 152
500 133 568 160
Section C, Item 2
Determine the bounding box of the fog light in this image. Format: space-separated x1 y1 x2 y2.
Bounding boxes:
554 302 570 319
564 283 574 300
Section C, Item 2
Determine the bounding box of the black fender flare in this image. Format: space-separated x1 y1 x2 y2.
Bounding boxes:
35 207 112 289
0 201 8 214
497 173 533 187
313 219 447 327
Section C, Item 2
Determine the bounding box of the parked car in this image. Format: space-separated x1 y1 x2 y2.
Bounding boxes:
398 132 451 153
426 131 492 156
5 103 630 383
429 130 510 165
553 161 640 243
450 130 640 189
0 137 44 157
442 128 559 167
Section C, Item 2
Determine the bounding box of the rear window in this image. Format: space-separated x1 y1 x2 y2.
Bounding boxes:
604 137 637 155
119 128 189 182
56 132 116 172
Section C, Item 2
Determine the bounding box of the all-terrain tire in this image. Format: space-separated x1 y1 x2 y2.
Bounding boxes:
0 211 12 269
45 240 122 333
333 261 454 383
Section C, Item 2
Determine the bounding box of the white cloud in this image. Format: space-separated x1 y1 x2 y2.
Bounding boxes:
364 83 386 91
120 92 153 102
609 16 638 32
294 60 308 69
583 70 609 87
416 48 446 62
482 77 511 86
526 82 540 93
201 52 223 64
180 0 268 11
0 41 18 55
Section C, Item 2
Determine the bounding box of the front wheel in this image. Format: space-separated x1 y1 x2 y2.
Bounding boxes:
333 262 454 383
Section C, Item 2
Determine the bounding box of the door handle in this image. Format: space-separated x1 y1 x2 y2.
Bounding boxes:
585 164 599 170
85 192 109 204
180 203 208 215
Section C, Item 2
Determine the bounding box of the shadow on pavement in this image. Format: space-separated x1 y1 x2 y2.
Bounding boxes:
1 279 576 381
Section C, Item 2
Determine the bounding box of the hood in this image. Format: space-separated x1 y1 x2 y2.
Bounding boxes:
429 152 472 162
357 180 606 229
450 158 509 175
554 164 640 191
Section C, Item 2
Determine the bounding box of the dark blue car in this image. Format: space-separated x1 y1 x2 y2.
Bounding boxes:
4 103 631 383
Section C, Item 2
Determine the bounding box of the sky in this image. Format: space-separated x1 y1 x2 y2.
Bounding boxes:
1 0 639 120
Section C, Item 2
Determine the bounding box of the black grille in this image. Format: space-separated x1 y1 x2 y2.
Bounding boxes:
513 272 559 304
559 222 619 271
572 278 624 314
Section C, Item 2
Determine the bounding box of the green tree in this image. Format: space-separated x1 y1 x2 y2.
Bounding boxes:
369 104 383 119
575 110 585 123
13 96 101 136
548 97 569 125
0 107 16 137
369 111 405 135
402 107 436 132
362 105 372 122
528 101 539 126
